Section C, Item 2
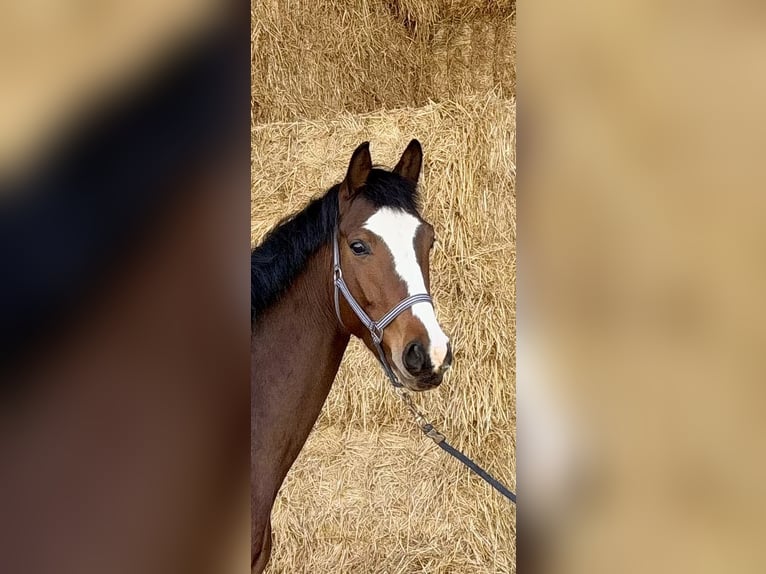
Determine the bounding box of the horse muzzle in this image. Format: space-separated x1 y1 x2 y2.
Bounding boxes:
400 342 452 391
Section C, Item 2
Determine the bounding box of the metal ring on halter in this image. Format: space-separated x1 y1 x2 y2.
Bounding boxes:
370 324 383 344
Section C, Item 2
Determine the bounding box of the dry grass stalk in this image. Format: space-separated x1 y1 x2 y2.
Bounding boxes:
252 93 516 573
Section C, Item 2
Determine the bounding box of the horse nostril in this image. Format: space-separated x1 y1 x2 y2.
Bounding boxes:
403 341 426 374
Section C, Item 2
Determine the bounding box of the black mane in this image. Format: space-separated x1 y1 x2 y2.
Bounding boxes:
251 168 419 323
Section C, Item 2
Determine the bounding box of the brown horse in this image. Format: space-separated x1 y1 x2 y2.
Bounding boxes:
251 140 453 571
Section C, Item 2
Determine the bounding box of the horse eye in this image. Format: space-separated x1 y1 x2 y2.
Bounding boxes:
349 241 369 256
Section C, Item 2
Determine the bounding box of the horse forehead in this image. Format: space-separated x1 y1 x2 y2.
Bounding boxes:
363 208 422 249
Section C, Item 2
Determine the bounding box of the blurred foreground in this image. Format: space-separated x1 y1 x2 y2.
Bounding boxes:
0 2 250 573
520 1 766 572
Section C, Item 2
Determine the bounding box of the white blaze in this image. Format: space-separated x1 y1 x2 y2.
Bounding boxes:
363 207 450 370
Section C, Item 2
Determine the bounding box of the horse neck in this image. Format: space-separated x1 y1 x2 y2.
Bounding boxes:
251 241 349 512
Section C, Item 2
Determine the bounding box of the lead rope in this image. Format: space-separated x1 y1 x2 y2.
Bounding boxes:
393 385 517 504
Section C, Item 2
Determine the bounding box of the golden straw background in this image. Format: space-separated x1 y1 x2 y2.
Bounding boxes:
252 2 516 572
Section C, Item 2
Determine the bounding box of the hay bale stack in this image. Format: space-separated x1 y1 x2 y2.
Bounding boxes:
252 93 516 573
251 0 515 123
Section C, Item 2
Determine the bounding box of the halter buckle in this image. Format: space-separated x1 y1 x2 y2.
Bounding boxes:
333 265 342 282
370 324 383 344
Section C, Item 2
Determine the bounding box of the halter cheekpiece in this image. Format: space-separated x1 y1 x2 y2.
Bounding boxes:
332 226 433 387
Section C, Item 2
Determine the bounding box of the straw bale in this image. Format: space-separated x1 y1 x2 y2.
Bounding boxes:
386 0 516 41
252 93 516 573
431 14 516 102
387 0 515 21
251 1 515 123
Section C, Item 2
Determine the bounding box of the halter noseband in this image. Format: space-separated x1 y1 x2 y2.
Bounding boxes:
332 226 433 387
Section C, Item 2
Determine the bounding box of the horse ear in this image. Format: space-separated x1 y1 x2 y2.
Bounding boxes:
393 139 422 184
341 141 372 201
